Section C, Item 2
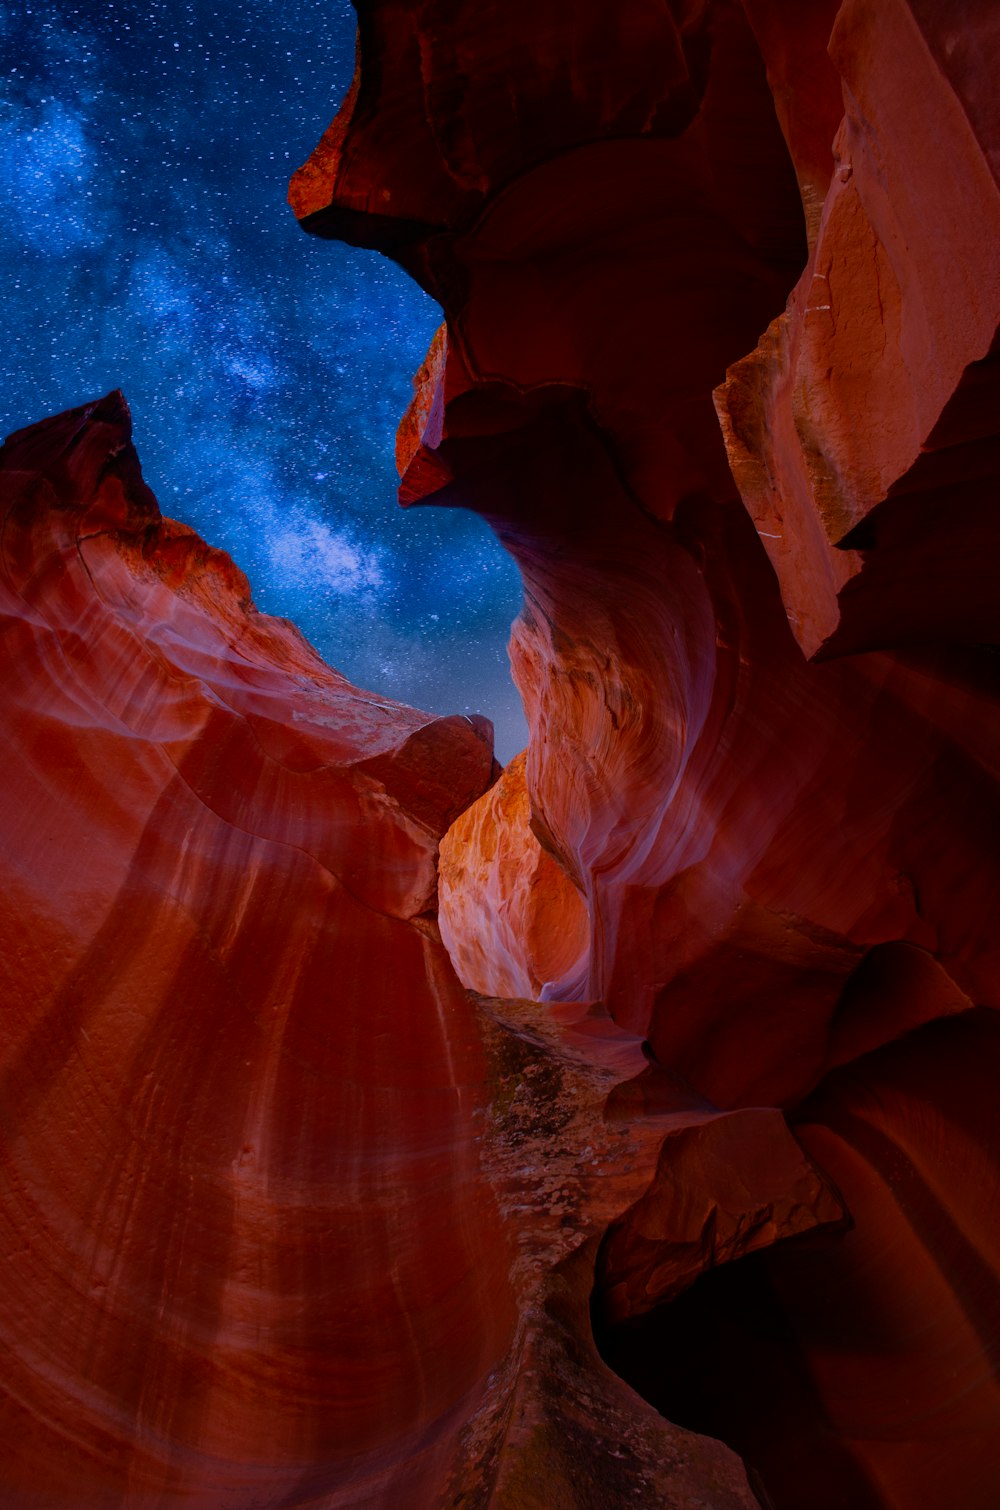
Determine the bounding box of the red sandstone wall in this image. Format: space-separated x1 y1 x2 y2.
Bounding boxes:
1 2 998 1506
0 396 755 1505
0 394 516 1504
438 752 590 1000
293 2 1000 1505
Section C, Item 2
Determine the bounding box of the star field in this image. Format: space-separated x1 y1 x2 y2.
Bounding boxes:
0 0 528 759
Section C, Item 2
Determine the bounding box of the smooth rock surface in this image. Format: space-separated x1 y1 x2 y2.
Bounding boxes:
294 1 1000 1504
439 751 589 1001
3 1 999 1506
0 394 753 1506
0 392 512 1505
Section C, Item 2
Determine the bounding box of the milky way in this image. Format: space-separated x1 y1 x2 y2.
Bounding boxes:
1 0 528 759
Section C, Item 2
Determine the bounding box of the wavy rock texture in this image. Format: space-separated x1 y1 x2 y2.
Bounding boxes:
438 752 589 1000
293 2 1000 1506
2 2 998 1508
0 393 509 1506
0 396 755 1506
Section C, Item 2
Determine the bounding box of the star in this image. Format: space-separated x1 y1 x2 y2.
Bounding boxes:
0 0 527 759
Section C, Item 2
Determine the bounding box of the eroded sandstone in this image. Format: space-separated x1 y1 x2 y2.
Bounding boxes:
0 395 753 1507
1 1 998 1506
293 2 1000 1504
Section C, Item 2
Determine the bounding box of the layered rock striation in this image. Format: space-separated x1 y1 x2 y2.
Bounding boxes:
293 2 1000 1506
0 396 756 1506
0 393 508 1505
1 2 998 1508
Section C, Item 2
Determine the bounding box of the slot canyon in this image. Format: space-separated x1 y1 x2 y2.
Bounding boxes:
1 1 999 1506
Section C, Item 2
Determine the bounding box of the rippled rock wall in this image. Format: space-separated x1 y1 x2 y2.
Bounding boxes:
1 3 998 1507
295 2 1000 1506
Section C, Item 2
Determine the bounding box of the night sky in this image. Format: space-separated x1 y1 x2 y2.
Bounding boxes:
1 0 528 760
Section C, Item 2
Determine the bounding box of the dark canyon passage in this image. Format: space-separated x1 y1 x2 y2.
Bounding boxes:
1 2 999 1508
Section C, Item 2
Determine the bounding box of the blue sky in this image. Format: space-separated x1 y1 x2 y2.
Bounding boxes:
0 0 528 759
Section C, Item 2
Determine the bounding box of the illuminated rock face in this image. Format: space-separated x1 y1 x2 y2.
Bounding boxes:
719 0 1000 662
0 393 511 1506
0 397 755 1505
3 3 999 1508
295 2 1000 1506
438 751 590 1000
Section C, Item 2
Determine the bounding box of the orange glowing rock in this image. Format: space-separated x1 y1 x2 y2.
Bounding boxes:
0 393 511 1504
293 1 1000 1503
439 751 590 1000
0 394 755 1506
717 0 1000 659
4 0 1000 1504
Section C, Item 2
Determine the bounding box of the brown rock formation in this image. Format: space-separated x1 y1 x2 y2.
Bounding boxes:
1 1 998 1507
717 0 1000 660
0 395 753 1505
0 393 506 1505
438 752 589 1000
294 2 1000 1506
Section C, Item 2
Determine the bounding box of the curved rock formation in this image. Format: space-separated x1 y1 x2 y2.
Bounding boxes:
438 752 589 1000
0 395 754 1506
0 393 511 1505
718 0 1000 661
294 2 1000 1506
2 1 998 1506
